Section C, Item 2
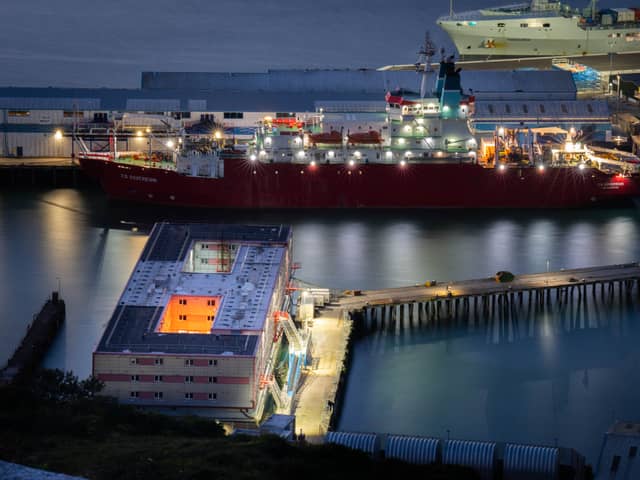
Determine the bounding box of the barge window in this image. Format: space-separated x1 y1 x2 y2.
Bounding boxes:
561 104 568 113
209 359 217 366
539 104 545 113
520 23 528 28
276 112 295 118
497 23 505 28
209 393 217 400
223 112 243 119
130 391 139 398
587 104 593 113
155 358 163 365
522 104 528 113
505 105 511 113
8 110 30 117
154 392 163 400
543 23 550 28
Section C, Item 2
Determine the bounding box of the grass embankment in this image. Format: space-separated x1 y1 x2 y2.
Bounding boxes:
0 370 478 480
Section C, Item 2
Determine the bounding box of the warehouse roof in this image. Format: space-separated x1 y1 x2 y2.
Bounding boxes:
0 68 576 112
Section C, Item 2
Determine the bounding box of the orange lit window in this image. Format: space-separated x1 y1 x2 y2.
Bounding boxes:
157 295 222 334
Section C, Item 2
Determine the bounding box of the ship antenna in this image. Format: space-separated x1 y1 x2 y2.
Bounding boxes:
418 31 437 98
449 0 454 18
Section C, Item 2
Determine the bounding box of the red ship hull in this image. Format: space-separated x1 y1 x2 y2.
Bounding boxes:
78 156 640 208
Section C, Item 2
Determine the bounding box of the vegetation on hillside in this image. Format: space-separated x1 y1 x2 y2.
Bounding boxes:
0 369 478 480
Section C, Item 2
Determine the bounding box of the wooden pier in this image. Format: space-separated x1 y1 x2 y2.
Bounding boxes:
0 158 92 187
335 263 640 323
0 292 66 384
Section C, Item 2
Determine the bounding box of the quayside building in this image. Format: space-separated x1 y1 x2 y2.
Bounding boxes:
93 223 303 421
0 68 610 158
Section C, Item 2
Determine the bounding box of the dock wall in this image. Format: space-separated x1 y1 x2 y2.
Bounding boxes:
0 163 95 188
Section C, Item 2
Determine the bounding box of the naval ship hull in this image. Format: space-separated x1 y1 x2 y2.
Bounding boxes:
438 13 640 57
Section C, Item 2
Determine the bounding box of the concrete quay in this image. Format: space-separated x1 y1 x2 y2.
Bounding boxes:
292 307 352 443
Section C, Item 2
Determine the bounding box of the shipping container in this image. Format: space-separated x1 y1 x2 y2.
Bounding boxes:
600 9 618 24
601 13 614 25
612 8 635 22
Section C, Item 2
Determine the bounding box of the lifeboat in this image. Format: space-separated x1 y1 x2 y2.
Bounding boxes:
347 131 382 144
309 130 342 145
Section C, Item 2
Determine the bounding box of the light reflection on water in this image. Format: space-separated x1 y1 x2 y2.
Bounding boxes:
0 188 639 464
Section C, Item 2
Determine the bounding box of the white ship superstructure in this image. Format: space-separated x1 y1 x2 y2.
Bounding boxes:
438 0 640 57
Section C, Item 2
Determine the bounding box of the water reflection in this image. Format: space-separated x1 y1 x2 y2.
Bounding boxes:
1 188 639 465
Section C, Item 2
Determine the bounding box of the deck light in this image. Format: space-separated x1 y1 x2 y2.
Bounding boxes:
400 159 407 167
249 154 257 161
328 150 335 159
578 163 586 170
499 164 506 171
214 130 222 140
538 164 545 172
349 159 355 167
136 130 143 137
385 151 393 160
310 160 316 167
54 130 63 140
166 140 175 148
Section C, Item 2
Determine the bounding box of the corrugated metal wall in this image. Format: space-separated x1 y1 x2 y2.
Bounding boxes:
325 431 377 455
386 435 439 464
2 132 72 157
503 444 558 480
443 439 495 480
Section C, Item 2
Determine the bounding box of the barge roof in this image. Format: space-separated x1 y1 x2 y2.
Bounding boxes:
95 223 291 357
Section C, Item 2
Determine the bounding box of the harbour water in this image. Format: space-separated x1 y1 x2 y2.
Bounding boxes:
1 187 639 464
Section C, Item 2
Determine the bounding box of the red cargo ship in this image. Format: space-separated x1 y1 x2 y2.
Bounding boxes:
77 152 639 208
77 58 640 208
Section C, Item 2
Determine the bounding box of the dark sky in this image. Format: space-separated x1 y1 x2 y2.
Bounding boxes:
0 0 617 88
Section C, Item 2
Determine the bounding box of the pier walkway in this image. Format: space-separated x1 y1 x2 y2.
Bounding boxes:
338 263 640 312
290 263 640 442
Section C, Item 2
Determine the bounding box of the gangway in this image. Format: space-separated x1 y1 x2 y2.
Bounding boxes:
267 378 290 411
274 311 304 353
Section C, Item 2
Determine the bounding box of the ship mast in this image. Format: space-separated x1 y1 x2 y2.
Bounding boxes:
418 31 437 99
449 0 454 17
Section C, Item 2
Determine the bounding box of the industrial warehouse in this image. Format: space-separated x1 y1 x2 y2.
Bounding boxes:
0 66 615 160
